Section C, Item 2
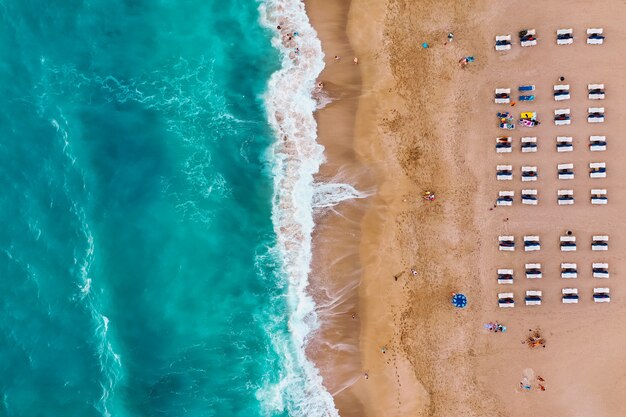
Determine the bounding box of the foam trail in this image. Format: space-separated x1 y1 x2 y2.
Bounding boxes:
312 183 367 209
257 0 362 416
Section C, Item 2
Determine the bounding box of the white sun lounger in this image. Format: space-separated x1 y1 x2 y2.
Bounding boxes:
525 263 542 279
558 189 574 205
561 263 578 278
495 88 511 104
589 162 606 178
498 292 515 308
587 28 604 45
525 290 542 306
562 288 579 304
560 235 576 251
524 236 540 252
499 235 515 251
557 28 574 45
588 107 604 123
498 268 514 284
554 84 570 101
521 137 537 153
554 108 571 125
592 235 608 251
521 189 537 205
496 136 512 153
591 189 607 205
593 263 609 279
521 166 537 181
497 191 514 206
593 287 610 303
556 136 573 152
520 29 537 47
497 165 513 181
590 136 606 151
588 84 605 100
495 35 512 51
558 163 574 180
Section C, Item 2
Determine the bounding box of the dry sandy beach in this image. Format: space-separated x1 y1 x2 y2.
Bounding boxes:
306 0 626 416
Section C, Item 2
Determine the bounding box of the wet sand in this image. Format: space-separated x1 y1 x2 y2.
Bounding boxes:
307 0 626 416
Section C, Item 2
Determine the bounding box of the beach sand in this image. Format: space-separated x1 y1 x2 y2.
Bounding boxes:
307 0 626 416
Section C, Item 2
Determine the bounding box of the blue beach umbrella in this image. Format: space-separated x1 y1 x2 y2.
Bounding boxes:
451 293 467 308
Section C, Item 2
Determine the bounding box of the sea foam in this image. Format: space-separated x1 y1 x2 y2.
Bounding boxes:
258 0 362 416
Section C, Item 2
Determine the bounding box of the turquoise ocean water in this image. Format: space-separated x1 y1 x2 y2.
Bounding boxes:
0 1 337 416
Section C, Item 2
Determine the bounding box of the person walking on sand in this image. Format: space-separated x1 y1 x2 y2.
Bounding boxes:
353 57 358 65
334 55 341 61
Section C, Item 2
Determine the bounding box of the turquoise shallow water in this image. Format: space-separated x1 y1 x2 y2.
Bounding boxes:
0 1 305 416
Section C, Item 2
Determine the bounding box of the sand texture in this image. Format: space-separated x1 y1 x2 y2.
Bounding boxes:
307 0 626 416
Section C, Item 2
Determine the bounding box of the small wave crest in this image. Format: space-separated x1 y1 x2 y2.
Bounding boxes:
257 0 363 415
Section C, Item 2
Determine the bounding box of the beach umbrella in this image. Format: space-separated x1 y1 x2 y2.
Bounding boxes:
451 293 467 308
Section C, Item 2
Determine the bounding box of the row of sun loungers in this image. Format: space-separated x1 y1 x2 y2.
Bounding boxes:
495 136 606 153
495 28 605 50
498 263 610 282
495 163 608 180
496 85 605 103
498 287 610 307
498 235 609 251
496 189 607 205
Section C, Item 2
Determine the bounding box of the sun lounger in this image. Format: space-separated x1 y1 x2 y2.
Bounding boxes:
499 235 515 251
592 235 608 251
587 28 604 45
498 268 514 284
519 94 535 101
588 107 604 123
498 292 515 308
525 290 542 306
521 137 537 153
496 165 513 181
560 235 576 251
495 88 511 104
561 263 578 278
554 84 570 101
521 166 537 181
554 108 571 125
495 35 512 51
562 288 579 304
593 263 609 279
524 236 540 252
589 136 606 151
589 162 606 178
557 28 573 45
521 189 537 205
591 189 607 205
496 191 514 206
557 189 574 205
525 263 542 279
558 163 574 180
593 287 610 303
496 136 512 153
556 136 573 152
518 85 535 92
588 84 605 100
520 29 537 47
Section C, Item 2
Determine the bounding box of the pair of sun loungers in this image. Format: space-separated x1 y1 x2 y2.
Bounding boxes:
561 288 610 304
566 189 605 204
498 235 540 251
498 288 610 307
553 84 606 101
